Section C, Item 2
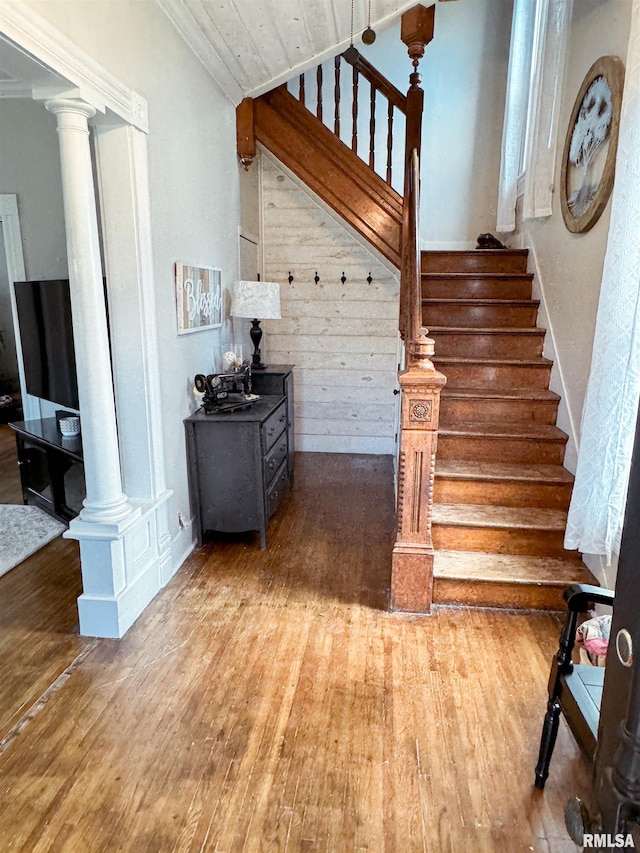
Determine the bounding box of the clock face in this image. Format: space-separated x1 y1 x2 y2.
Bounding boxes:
561 56 625 234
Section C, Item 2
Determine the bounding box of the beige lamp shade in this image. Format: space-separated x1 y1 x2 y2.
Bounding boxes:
231 280 281 319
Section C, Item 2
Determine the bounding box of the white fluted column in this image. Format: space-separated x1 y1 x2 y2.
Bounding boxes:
46 98 130 524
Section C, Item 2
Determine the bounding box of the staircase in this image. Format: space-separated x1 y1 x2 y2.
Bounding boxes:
424 249 596 609
239 12 595 611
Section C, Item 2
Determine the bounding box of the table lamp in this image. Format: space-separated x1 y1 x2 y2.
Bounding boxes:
231 280 281 370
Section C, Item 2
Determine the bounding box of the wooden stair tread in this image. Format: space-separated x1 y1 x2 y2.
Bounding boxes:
438 422 567 441
435 460 573 484
422 250 528 272
422 272 533 280
433 355 552 367
432 503 567 531
433 550 591 585
441 386 560 402
429 325 545 336
423 298 539 306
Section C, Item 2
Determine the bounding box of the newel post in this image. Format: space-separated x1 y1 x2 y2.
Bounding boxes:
401 4 435 160
391 329 446 612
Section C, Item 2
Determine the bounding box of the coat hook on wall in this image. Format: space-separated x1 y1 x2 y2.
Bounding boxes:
314 271 320 284
341 272 347 284
367 272 373 284
288 271 294 284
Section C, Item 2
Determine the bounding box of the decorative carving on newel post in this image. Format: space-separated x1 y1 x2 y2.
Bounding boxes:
391 328 446 612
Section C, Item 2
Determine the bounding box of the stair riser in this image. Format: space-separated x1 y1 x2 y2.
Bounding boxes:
430 331 544 359
432 578 568 610
424 304 538 328
432 525 570 558
440 397 558 425
423 278 532 300
434 478 572 509
434 362 551 390
438 435 566 465
422 251 528 275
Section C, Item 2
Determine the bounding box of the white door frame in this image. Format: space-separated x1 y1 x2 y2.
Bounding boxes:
0 5 174 638
0 194 40 421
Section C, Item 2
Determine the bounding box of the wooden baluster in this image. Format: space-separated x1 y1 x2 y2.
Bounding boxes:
386 102 394 184
334 55 341 136
391 331 446 612
351 64 359 153
369 81 376 170
299 73 306 107
316 64 323 122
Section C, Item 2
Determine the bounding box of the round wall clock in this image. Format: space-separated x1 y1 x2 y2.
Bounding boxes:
560 55 625 234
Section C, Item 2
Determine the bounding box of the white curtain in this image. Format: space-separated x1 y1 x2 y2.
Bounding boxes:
497 0 572 231
522 0 573 220
497 0 536 233
565 0 640 560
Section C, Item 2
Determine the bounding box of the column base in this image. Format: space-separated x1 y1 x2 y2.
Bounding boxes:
65 490 173 638
390 545 434 613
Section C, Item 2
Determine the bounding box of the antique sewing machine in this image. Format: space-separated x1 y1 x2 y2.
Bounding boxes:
194 364 258 413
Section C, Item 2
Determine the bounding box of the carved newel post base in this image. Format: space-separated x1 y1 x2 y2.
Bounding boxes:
391 329 446 612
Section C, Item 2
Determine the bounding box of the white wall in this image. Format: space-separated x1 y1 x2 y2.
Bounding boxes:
0 99 68 281
511 0 632 587
24 0 242 548
260 154 399 454
0 99 68 412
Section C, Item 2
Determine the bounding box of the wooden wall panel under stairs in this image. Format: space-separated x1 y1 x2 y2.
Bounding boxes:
254 87 402 268
423 249 596 610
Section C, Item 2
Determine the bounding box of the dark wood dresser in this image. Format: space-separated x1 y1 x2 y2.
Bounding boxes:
185 374 294 549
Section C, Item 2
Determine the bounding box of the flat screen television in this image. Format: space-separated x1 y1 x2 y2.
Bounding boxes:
14 279 79 411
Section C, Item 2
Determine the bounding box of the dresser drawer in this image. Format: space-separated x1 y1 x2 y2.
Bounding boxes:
266 460 288 520
264 432 288 487
261 401 287 452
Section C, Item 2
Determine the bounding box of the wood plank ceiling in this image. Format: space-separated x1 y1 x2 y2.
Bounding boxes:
155 0 427 104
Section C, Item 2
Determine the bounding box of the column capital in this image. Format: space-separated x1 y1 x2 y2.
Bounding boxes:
45 98 96 121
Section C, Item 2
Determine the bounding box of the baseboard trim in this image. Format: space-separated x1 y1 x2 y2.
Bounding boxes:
297 434 394 454
522 234 580 472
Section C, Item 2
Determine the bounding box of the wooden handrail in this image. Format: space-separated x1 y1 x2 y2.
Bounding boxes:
400 148 422 346
340 46 407 114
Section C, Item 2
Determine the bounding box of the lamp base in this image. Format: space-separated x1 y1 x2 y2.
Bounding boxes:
249 319 267 370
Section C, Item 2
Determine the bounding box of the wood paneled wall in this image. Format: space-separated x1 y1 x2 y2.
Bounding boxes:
260 154 400 454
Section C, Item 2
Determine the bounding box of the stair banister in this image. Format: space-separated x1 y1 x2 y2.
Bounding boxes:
392 4 445 613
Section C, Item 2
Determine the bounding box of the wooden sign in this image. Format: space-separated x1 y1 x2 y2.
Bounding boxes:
175 262 223 334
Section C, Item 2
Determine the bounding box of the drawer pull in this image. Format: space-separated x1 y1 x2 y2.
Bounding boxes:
269 458 278 470
268 427 275 437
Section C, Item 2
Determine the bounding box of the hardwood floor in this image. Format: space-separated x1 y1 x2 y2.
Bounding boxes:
0 452 588 852
0 423 87 743
0 422 24 504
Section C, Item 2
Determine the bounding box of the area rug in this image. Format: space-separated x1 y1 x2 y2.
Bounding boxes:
0 505 66 578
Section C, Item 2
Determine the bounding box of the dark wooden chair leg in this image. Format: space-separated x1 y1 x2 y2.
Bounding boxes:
534 585 615 790
535 697 562 789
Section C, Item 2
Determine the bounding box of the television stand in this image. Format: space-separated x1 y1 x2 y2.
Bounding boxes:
9 418 85 524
